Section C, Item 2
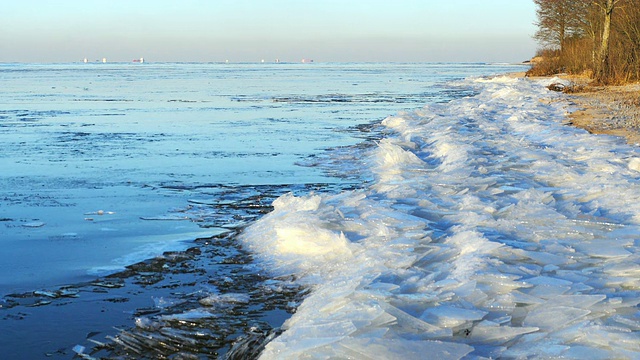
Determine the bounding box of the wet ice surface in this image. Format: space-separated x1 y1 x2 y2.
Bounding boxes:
240 76 640 359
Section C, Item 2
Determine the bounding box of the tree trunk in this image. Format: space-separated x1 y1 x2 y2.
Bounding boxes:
559 18 566 53
596 0 615 81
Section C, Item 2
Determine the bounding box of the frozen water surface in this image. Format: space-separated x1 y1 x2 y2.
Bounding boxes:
240 76 640 358
1 62 507 294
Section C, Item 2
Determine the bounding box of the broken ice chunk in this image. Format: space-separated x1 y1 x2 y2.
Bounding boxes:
469 320 539 344
515 249 568 266
266 321 358 356
135 317 162 331
475 273 530 294
602 262 640 277
288 320 358 339
33 290 58 298
609 315 640 331
380 303 452 339
523 306 590 331
339 337 473 360
574 241 632 258
160 309 217 322
140 215 189 221
420 305 488 328
84 210 115 215
512 291 545 305
72 344 85 354
561 345 615 360
22 221 45 228
525 276 573 287
199 293 250 306
548 294 606 309
527 284 571 298
502 340 570 359
628 157 640 172
152 296 185 309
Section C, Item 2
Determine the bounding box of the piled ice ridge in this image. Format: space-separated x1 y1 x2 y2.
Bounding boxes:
240 76 640 359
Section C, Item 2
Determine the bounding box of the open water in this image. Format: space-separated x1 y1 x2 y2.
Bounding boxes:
0 62 512 295
4 62 640 359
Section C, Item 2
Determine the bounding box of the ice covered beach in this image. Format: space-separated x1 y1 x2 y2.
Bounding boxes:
239 76 640 359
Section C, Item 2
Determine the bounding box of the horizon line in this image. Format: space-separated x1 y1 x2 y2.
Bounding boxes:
0 60 532 65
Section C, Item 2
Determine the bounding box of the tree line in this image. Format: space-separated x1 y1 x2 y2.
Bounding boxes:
529 0 640 84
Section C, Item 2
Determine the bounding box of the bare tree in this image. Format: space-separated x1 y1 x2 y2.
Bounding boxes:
531 0 640 82
534 0 587 52
615 0 640 79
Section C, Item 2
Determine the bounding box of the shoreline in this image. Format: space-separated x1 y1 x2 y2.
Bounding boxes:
566 83 640 145
521 72 640 145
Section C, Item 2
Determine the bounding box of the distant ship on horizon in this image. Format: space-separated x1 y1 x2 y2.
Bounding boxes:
81 57 144 63
81 58 105 63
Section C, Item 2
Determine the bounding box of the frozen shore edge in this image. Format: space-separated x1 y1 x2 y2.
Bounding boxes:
238 73 640 359
520 72 640 146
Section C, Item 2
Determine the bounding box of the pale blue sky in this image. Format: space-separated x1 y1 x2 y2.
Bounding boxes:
0 0 538 63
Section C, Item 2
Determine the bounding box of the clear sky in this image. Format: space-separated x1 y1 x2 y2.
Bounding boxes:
0 0 538 63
